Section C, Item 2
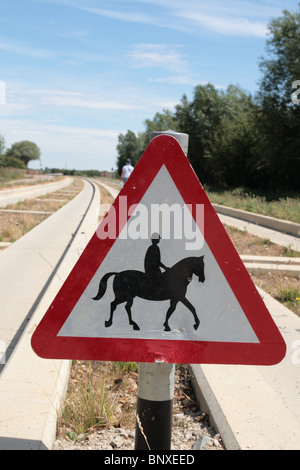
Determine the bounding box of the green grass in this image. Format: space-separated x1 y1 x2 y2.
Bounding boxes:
278 287 300 303
205 187 300 224
60 362 115 437
114 362 138 373
275 287 300 316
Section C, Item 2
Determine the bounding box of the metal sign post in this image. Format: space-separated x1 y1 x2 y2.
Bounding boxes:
134 131 189 451
135 362 175 450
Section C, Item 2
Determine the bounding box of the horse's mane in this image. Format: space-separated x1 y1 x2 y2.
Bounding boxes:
171 256 203 270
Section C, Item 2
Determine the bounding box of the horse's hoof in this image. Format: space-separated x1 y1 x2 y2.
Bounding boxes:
193 322 200 331
164 325 171 332
105 320 112 328
132 323 140 331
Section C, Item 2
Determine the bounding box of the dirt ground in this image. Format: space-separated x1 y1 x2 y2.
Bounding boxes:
223 225 300 316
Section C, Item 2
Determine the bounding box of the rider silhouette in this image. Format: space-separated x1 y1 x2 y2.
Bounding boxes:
144 233 168 280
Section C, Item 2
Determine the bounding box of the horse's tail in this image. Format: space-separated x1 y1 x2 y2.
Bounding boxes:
92 272 118 301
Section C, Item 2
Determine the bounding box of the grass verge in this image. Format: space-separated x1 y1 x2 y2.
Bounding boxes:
206 187 300 224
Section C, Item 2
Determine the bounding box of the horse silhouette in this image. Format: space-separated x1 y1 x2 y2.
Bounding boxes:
92 256 205 332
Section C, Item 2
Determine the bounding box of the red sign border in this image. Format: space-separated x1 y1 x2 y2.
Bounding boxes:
31 135 286 365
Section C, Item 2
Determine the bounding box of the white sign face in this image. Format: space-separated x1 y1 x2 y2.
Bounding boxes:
58 166 258 344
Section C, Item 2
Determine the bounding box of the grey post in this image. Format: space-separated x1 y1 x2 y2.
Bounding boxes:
134 130 189 451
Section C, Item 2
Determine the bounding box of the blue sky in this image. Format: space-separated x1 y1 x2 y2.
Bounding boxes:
0 0 299 171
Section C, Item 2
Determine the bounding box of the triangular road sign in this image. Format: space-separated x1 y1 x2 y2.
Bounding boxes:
31 135 286 365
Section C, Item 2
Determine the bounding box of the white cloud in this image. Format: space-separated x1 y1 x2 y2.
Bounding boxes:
5 86 141 112
80 6 157 24
0 37 56 59
95 0 273 37
43 94 141 110
177 11 268 37
29 0 280 38
148 75 208 86
0 118 122 139
128 44 187 74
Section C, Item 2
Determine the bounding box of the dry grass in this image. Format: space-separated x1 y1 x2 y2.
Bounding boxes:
57 361 138 439
250 271 300 316
0 172 64 190
96 182 114 220
224 225 300 316
0 178 84 243
224 224 300 257
0 212 50 242
57 362 202 443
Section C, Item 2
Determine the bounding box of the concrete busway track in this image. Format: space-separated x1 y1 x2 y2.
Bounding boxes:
98 180 300 450
0 177 298 450
0 176 73 207
0 178 100 449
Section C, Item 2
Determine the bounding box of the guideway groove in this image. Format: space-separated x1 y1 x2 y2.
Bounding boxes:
0 178 100 449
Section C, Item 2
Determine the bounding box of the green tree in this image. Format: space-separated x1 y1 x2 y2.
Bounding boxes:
214 85 258 187
6 140 41 168
144 109 179 136
175 83 228 184
116 130 145 174
256 6 300 190
0 134 5 156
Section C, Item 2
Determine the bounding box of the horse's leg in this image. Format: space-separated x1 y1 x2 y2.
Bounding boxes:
163 299 178 332
125 298 140 331
181 297 200 330
105 297 123 327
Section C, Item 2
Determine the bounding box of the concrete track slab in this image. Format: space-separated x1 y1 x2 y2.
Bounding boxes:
95 180 119 199
218 213 300 252
0 179 100 449
0 177 72 207
213 203 300 238
190 288 300 450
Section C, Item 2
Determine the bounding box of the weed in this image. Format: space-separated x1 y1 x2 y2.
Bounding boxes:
278 287 300 303
114 362 138 373
57 361 138 440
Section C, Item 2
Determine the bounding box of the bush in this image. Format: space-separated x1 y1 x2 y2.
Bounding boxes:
0 155 26 169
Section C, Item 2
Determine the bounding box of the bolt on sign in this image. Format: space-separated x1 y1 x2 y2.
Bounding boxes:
31 135 286 366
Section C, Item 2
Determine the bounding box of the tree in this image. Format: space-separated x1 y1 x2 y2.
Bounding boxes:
116 130 145 174
214 85 258 187
256 6 300 190
0 134 5 156
175 83 227 184
144 109 179 136
6 140 41 168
